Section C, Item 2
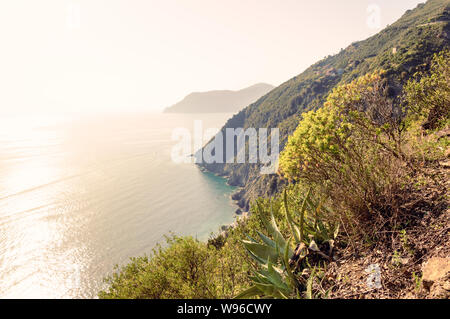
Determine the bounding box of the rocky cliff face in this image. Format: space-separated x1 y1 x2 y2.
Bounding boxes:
198 0 450 210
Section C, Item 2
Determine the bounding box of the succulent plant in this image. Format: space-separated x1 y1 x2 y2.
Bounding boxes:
235 189 339 299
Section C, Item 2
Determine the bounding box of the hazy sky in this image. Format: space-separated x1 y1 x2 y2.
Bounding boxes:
0 0 425 113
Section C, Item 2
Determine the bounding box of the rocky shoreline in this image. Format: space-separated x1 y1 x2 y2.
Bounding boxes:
198 165 247 212
198 166 250 238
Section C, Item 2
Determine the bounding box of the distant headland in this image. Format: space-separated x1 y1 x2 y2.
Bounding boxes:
163 83 274 113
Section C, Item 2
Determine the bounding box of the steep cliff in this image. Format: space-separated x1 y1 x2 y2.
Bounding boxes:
199 0 450 210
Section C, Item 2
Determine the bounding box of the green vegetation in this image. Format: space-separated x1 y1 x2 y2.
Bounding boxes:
279 71 409 234
279 50 449 237
99 235 251 299
404 50 450 131
236 190 338 299
200 0 449 211
100 49 449 299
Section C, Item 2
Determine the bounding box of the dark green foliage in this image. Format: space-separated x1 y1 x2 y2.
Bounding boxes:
200 0 450 210
236 189 338 299
404 50 450 130
99 235 251 299
279 71 411 232
99 2 450 300
279 51 450 239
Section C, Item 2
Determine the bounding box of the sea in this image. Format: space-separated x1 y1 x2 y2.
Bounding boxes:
0 112 238 298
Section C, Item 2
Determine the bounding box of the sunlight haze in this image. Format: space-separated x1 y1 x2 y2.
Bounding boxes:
0 0 425 113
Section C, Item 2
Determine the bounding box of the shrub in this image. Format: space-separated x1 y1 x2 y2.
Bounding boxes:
404 50 450 131
279 71 409 235
100 50 450 300
99 235 250 299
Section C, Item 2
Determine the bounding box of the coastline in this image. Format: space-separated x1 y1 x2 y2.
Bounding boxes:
197 165 246 211
197 166 250 239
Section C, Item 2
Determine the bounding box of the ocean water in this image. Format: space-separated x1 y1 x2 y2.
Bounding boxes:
0 112 237 298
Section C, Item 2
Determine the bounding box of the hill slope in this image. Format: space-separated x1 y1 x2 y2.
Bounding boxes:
199 0 450 210
163 83 274 113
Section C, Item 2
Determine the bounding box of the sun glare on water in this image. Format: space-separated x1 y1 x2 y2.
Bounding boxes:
0 115 87 298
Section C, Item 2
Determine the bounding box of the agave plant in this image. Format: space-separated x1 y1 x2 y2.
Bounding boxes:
235 189 339 299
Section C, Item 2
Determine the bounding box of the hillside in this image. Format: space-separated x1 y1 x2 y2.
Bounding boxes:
163 83 274 113
101 48 450 300
101 0 449 300
199 0 450 211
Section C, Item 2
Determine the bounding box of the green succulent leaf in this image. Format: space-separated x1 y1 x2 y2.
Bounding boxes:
283 237 297 287
257 231 276 248
306 269 316 299
284 190 301 243
258 201 289 251
234 286 261 299
253 282 287 299
295 188 311 243
242 241 279 263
